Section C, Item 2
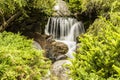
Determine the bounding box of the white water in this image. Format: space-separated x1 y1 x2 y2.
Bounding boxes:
45 17 85 58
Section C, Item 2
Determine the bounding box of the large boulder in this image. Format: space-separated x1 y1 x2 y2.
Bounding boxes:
50 60 72 80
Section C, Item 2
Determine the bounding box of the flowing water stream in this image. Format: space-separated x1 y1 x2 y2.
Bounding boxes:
45 17 85 58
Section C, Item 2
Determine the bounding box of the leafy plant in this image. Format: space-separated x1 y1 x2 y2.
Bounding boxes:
0 31 51 80
69 13 120 79
67 0 82 13
0 0 55 32
67 0 119 15
66 0 120 30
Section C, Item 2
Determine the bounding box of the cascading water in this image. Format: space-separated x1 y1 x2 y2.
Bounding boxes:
45 17 85 58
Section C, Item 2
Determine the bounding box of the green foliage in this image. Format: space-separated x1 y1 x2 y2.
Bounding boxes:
112 65 120 76
0 32 51 80
0 0 55 32
68 1 120 79
67 0 119 15
67 0 120 30
110 1 120 12
69 13 120 79
87 12 120 35
79 0 114 14
67 0 82 13
22 0 55 16
0 0 26 15
0 0 55 15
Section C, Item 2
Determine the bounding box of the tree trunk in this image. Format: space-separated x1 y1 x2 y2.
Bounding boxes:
0 11 22 32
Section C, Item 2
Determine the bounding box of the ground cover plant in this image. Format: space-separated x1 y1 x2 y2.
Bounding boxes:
0 31 51 80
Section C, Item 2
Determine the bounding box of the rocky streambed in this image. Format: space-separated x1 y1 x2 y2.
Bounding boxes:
28 32 72 80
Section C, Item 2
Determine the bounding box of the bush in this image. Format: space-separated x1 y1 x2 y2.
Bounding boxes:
66 0 120 30
0 32 51 80
87 12 120 35
67 0 82 13
69 14 120 79
67 0 119 15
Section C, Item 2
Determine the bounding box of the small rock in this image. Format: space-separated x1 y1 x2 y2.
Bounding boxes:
33 41 42 50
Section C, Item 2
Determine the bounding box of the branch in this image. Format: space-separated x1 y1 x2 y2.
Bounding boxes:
0 11 22 32
0 9 5 25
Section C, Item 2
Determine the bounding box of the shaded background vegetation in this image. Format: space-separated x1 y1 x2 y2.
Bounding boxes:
0 0 55 34
65 0 119 30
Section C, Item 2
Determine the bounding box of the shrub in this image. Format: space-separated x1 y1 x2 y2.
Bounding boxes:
87 12 120 35
67 0 120 30
67 0 119 15
0 32 51 80
67 0 82 13
69 14 120 79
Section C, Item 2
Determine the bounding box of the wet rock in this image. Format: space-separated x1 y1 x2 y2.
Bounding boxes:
33 32 54 49
25 32 68 62
45 41 68 62
51 42 68 54
51 60 72 80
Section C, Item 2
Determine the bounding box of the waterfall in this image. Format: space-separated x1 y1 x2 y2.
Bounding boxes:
66 22 85 41
45 17 85 58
